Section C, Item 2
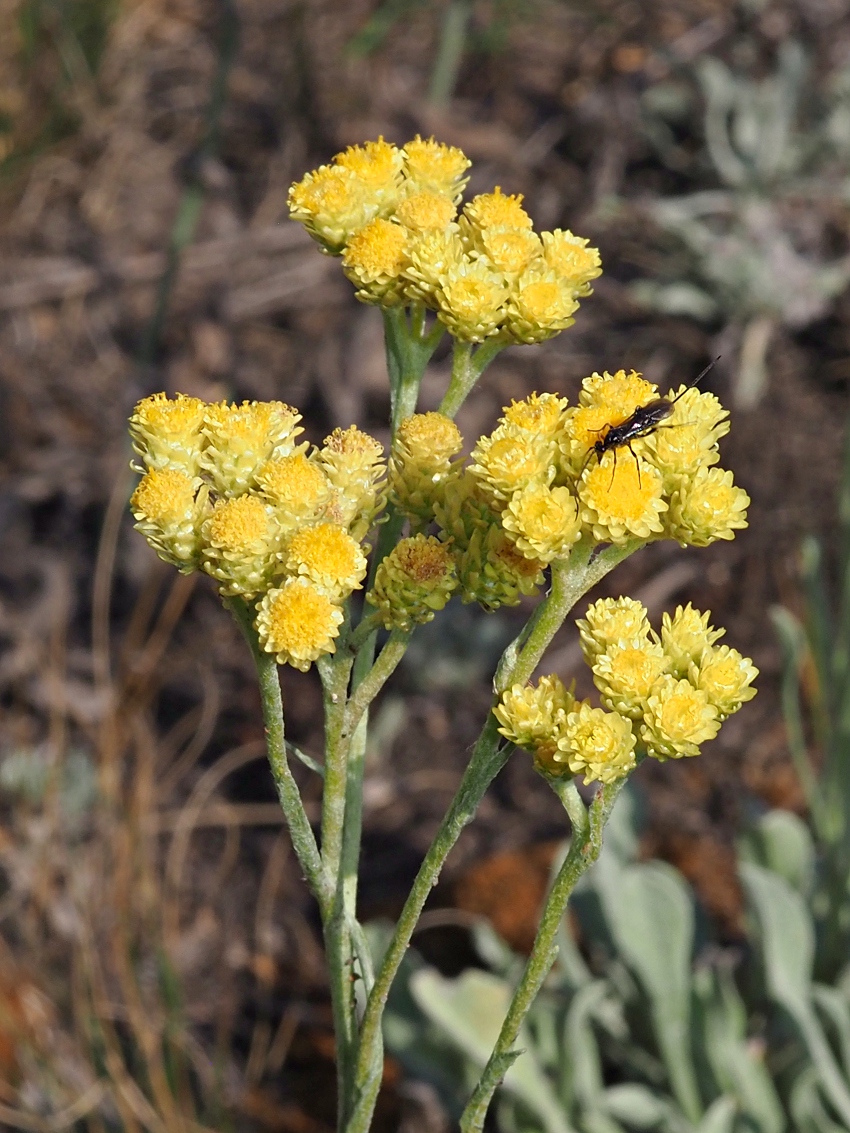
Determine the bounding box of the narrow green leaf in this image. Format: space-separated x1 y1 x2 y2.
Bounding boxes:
738 809 815 896
596 861 702 1125
695 1096 735 1133
601 1084 691 1133
741 863 850 1126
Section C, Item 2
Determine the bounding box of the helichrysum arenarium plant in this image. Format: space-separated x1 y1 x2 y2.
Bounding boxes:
128 136 757 1132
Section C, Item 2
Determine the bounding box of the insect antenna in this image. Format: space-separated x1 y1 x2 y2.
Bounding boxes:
669 356 720 406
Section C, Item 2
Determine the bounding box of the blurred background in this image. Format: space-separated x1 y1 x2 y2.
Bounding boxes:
2 0 850 1129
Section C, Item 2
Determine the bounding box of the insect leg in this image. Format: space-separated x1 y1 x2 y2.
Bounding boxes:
608 447 618 490
627 442 641 489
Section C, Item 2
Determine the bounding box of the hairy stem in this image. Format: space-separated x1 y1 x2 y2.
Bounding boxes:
440 338 506 419
228 598 328 911
460 777 627 1131
345 538 642 1132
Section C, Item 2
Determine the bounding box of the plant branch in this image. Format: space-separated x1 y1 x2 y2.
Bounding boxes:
228 598 329 912
460 776 628 1132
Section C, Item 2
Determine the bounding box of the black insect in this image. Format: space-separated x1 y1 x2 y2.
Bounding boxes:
583 358 719 487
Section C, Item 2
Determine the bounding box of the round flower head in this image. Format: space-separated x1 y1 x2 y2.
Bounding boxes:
541 230 602 295
288 164 375 254
285 522 367 600
201 400 303 497
560 373 657 474
667 467 749 547
255 453 330 530
470 225 541 281
591 639 670 719
402 136 471 200
501 392 568 440
131 468 208 572
462 188 533 233
469 426 556 504
435 257 508 342
577 597 652 662
390 413 463 524
690 645 758 720
504 267 580 345
455 525 545 611
335 137 404 205
579 370 657 411
494 674 575 769
501 483 581 564
553 701 636 785
434 468 494 551
201 495 281 597
129 392 207 476
641 675 720 760
579 455 667 544
256 577 344 671
368 535 458 631
661 604 725 677
319 426 386 540
403 229 464 307
394 190 457 233
342 218 408 305
643 386 730 484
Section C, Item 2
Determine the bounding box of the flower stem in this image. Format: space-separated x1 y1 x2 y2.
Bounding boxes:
459 776 627 1131
228 597 329 911
440 338 506 419
345 540 641 1132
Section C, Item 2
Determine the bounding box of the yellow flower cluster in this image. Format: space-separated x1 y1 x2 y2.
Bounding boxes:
129 393 385 670
384 372 746 611
496 598 757 783
288 137 601 344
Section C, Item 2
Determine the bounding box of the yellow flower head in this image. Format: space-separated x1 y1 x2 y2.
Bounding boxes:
501 392 568 440
541 230 602 295
201 400 303 496
591 638 670 719
577 596 652 662
661 604 725 677
470 426 556 503
641 675 720 760
130 468 207 572
667 466 750 547
288 164 375 254
129 392 207 476
494 674 575 771
335 137 404 201
462 187 533 232
560 374 656 473
368 534 458 631
501 483 581 564
579 455 667 544
256 577 344 671
402 136 471 200
553 701 636 785
505 266 580 345
394 189 457 233
643 386 730 484
319 426 386 540
435 258 508 342
285 522 368 599
455 525 545 611
471 225 541 280
579 369 658 411
434 468 493 550
691 644 758 721
201 495 281 597
390 412 464 523
403 229 465 307
255 453 330 530
342 218 409 304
